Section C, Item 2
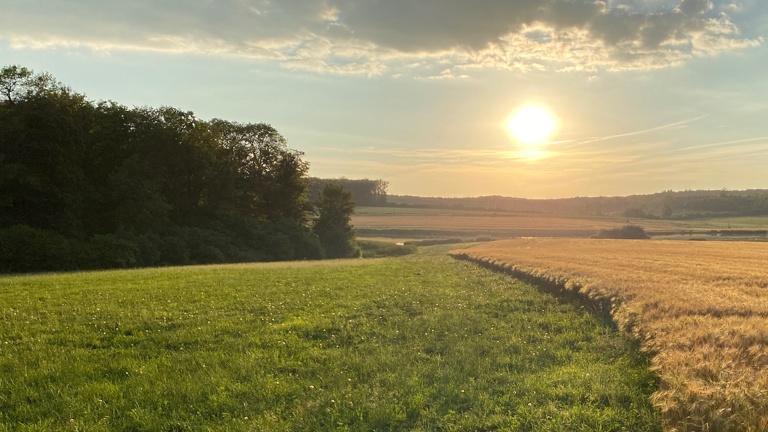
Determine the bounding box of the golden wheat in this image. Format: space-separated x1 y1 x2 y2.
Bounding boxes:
451 239 768 432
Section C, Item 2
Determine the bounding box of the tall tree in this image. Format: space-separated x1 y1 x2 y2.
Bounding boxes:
0 65 88 235
308 178 388 206
313 184 358 259
212 120 310 222
0 65 64 105
0 64 322 272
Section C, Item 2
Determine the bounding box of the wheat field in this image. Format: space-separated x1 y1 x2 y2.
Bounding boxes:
452 239 768 432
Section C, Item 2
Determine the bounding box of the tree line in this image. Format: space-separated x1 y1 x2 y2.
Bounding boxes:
0 65 358 273
389 189 768 219
309 178 388 206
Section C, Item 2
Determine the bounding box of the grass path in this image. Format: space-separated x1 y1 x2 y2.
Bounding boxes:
1 254 659 431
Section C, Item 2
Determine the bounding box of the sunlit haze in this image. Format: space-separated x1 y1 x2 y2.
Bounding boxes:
506 106 557 146
3 1 768 198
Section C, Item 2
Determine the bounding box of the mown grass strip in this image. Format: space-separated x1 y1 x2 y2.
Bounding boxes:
1 255 659 431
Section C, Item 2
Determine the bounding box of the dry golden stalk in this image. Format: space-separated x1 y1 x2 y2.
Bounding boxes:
452 239 768 432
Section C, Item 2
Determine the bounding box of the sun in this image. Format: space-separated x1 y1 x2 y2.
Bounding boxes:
505 106 557 146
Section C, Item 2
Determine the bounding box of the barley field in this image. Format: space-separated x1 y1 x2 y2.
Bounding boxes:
452 239 768 431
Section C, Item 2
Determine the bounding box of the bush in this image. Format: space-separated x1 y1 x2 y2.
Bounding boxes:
592 225 650 239
0 218 331 274
0 225 80 273
358 241 417 258
123 233 162 267
269 220 325 260
84 234 138 269
158 233 191 265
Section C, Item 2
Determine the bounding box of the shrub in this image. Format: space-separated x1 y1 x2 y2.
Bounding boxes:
358 241 417 258
0 225 80 273
123 233 162 267
84 234 138 269
593 225 650 239
269 220 325 260
158 232 191 265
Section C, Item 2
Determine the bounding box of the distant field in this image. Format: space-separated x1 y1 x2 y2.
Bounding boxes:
0 253 659 430
686 215 768 229
453 239 768 431
353 210 634 239
353 207 768 240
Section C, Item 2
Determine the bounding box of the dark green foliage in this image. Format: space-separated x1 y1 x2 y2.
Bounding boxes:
388 190 768 218
313 184 359 258
0 225 79 273
661 198 673 219
309 177 388 206
358 240 417 258
210 120 310 222
624 207 657 219
593 225 650 239
84 234 139 269
0 65 321 272
406 237 465 246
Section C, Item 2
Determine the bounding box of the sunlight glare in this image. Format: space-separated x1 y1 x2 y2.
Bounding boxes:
505 106 557 146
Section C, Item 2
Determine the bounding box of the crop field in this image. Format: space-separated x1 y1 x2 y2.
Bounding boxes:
353 211 636 239
352 207 768 240
0 253 660 431
452 239 768 431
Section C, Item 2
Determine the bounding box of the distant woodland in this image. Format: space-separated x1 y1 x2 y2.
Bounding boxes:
0 65 385 273
389 190 768 219
309 178 388 206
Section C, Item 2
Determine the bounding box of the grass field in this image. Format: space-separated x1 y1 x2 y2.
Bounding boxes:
453 239 768 431
353 207 768 240
1 252 659 431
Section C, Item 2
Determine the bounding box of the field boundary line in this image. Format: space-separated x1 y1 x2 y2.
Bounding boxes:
449 251 630 328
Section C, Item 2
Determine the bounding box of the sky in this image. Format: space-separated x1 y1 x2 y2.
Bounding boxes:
2 0 768 198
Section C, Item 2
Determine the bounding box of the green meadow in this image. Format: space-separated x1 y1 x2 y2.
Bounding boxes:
0 251 660 431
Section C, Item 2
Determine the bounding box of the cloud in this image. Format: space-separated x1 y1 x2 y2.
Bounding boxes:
0 0 762 75
565 115 708 148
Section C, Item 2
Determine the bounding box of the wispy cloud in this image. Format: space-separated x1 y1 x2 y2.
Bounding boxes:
0 0 762 76
307 128 768 197
567 115 709 147
657 135 768 155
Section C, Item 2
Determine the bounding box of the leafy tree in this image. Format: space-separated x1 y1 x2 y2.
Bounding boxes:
0 65 64 105
212 120 310 222
661 198 673 219
313 184 359 258
593 225 650 239
624 207 649 219
309 178 388 206
0 66 88 236
0 64 321 272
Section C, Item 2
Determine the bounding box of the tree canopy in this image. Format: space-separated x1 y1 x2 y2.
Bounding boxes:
313 184 359 259
309 178 388 206
1 65 327 272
